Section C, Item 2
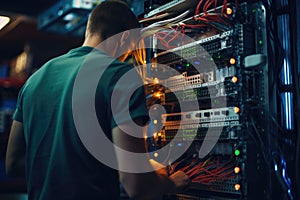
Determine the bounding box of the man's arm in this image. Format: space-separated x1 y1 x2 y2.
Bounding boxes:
112 119 190 200
5 120 26 177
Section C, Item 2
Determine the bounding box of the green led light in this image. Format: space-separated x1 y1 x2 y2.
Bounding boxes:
210 58 214 61
234 149 241 156
259 40 263 45
186 63 190 67
252 9 256 13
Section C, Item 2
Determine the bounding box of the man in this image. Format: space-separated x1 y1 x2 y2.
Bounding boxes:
6 1 190 199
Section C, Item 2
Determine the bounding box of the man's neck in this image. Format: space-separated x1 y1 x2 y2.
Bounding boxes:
82 35 102 48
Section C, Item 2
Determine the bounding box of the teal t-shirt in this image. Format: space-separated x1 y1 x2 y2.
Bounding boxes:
13 46 149 200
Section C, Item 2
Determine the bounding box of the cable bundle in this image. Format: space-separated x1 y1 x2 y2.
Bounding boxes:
170 156 236 185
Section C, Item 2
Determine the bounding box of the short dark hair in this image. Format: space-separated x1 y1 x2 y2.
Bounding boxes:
87 0 140 40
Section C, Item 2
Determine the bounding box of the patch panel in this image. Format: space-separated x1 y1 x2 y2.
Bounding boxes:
164 121 240 130
164 75 239 93
164 77 239 103
162 107 240 126
155 30 234 66
189 177 241 195
162 126 240 142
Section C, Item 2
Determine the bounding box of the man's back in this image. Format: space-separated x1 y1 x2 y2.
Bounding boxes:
15 46 121 200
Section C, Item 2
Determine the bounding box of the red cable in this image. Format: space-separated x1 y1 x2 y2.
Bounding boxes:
222 0 228 14
204 0 214 14
195 0 205 15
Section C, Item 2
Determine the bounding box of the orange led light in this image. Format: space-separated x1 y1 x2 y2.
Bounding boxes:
153 92 162 98
226 7 233 15
234 167 241 174
153 77 159 84
234 184 241 191
232 76 238 83
234 107 240 113
229 57 236 65
158 132 162 137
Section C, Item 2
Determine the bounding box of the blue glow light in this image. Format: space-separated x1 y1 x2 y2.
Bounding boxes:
281 92 293 130
274 163 278 171
278 14 294 130
176 65 182 70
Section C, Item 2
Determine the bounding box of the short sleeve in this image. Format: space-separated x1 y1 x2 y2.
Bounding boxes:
13 85 25 122
128 85 149 124
109 68 149 130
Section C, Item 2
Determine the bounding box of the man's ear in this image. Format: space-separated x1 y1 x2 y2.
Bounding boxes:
120 30 130 47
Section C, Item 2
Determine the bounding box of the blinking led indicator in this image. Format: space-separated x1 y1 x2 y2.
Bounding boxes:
234 167 241 174
234 107 240 113
232 76 238 83
234 149 241 156
153 92 162 98
153 77 159 84
230 57 236 65
226 7 233 15
234 183 241 191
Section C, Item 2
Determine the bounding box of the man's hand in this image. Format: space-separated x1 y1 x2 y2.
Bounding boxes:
149 159 191 193
169 171 191 193
149 159 168 175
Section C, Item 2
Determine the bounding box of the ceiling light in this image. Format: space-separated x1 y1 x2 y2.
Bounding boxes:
0 16 10 30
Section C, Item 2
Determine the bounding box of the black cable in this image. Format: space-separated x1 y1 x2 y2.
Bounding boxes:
249 113 270 164
249 106 291 140
265 0 299 198
249 108 297 199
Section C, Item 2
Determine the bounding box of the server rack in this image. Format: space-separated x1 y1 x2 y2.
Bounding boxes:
141 0 297 199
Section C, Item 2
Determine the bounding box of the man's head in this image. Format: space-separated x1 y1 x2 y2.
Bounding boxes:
84 0 141 61
86 0 139 40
